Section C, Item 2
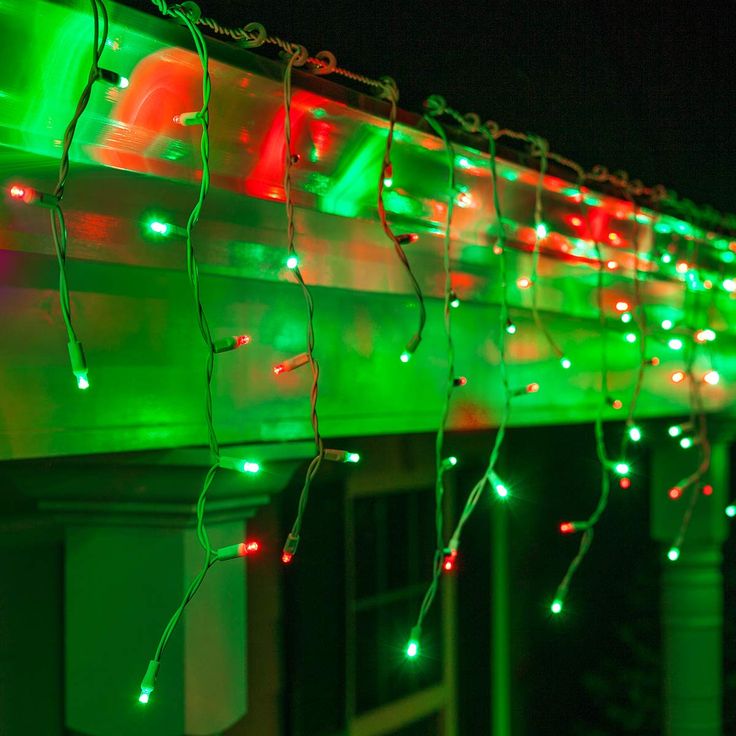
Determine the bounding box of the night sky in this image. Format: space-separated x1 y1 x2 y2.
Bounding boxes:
123 0 736 215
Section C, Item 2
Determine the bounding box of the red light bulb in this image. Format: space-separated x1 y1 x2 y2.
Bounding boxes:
619 477 631 489
273 352 309 375
648 356 661 367
702 484 714 496
453 376 468 387
442 549 458 572
526 382 540 394
569 215 583 227
281 552 293 564
559 522 575 534
9 185 27 199
517 276 532 289
668 486 683 500
615 301 630 313
670 370 686 384
396 233 419 245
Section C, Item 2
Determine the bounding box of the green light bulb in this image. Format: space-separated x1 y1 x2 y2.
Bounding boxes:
149 220 170 235
536 223 548 239
661 319 673 330
560 357 572 369
621 312 632 324
726 505 736 518
286 255 298 269
625 332 637 343
241 461 260 473
668 338 683 350
456 156 471 169
661 253 673 264
383 177 393 188
551 599 563 615
400 351 410 363
406 640 419 658
614 462 630 476
667 547 680 562
495 483 509 499
138 692 150 704
679 437 693 449
76 374 90 390
628 426 642 442
668 425 682 438
346 453 361 463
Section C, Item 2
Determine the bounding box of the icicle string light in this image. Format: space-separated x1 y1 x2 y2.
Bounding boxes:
9 0 111 389
550 173 614 612
280 47 326 565
377 78 426 360
527 136 566 362
666 258 713 559
406 109 457 640
125 1 730 676
137 2 251 705
406 99 516 647
141 1 214 699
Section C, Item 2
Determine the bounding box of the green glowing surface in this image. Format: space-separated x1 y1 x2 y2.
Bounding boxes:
1 0 735 462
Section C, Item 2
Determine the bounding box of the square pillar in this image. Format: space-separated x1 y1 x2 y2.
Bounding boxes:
651 438 729 736
66 517 248 736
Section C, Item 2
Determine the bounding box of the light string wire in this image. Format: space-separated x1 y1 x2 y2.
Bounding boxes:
551 174 652 608
449 118 513 549
280 46 326 562
376 78 426 359
141 0 225 679
527 138 566 361
621 195 649 448
49 0 109 386
192 14 385 91
668 241 712 555
406 98 514 640
550 179 611 609
407 109 457 638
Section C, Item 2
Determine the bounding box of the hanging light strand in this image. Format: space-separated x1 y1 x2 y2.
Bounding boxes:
281 46 326 564
405 109 459 638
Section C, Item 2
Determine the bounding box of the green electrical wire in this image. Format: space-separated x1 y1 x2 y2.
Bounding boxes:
142 0 224 689
406 110 457 639
281 47 326 563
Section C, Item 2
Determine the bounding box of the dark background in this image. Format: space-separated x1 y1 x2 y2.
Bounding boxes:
122 0 736 214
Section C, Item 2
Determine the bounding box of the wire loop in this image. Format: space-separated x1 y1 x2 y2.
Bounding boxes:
379 76 399 103
309 49 337 75
238 21 266 48
287 42 309 66
528 134 549 157
484 119 500 138
423 94 447 116
462 112 481 133
170 0 201 22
